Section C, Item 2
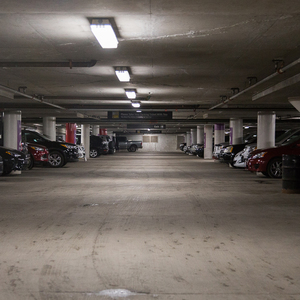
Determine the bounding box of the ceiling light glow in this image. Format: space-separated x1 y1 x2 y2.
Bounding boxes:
115 68 130 82
131 102 140 108
125 89 136 99
90 19 118 49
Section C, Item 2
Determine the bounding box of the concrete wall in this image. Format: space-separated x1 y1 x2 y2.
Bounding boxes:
124 134 185 151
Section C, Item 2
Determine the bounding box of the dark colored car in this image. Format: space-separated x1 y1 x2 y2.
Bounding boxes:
90 135 109 158
219 142 254 165
0 146 30 175
0 155 3 175
99 135 116 154
22 130 79 168
179 143 186 151
190 144 204 157
247 136 300 178
26 143 49 169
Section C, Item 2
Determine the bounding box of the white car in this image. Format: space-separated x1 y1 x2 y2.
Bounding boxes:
77 144 86 160
232 144 257 168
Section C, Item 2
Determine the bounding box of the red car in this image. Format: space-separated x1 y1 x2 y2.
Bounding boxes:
27 143 49 169
247 136 300 178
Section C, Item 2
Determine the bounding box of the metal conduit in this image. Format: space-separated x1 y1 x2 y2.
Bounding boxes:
0 85 66 110
0 85 102 120
209 58 300 110
0 60 97 68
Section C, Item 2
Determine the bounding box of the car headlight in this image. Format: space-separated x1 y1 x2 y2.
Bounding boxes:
61 144 75 149
5 151 21 158
251 151 267 159
30 146 44 151
224 146 233 153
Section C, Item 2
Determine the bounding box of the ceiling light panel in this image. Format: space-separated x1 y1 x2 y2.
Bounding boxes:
125 89 136 99
90 19 118 49
115 68 130 82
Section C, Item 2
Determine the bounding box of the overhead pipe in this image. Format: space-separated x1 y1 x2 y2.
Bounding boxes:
0 84 66 110
0 60 97 69
209 57 300 110
0 84 102 121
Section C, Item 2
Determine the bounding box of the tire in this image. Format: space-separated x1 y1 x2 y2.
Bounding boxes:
128 145 137 152
90 148 98 158
48 151 65 168
28 154 34 170
2 165 12 176
262 171 270 177
109 148 116 154
267 158 282 178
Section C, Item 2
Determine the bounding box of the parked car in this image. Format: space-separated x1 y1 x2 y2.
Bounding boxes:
191 144 204 157
220 143 251 165
247 136 300 178
185 145 192 155
213 132 256 160
77 144 86 160
90 135 109 158
22 130 79 167
26 143 49 169
0 155 3 175
116 136 143 152
213 142 229 159
179 143 186 151
0 146 30 175
232 128 300 168
99 135 116 154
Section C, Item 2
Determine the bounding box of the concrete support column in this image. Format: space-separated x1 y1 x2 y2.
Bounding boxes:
186 132 191 146
214 123 225 146
257 111 276 149
3 111 22 150
100 128 107 135
229 118 243 145
204 125 213 159
191 128 197 144
92 125 100 136
66 123 77 144
81 124 90 159
197 126 204 144
289 98 300 112
43 117 56 141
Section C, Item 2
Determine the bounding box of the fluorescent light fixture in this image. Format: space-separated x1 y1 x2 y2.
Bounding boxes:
131 101 140 108
136 110 142 113
115 67 130 82
90 19 118 49
125 89 136 99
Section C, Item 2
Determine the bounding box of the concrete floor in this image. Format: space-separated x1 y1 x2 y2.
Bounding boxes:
0 151 299 300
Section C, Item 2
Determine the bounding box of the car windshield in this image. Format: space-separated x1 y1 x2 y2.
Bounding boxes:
24 131 52 143
275 129 300 143
281 135 300 146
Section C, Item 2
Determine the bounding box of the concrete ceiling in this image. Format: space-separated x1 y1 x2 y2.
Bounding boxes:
0 0 300 133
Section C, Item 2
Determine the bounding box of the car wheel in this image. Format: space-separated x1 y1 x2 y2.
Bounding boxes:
267 158 282 178
28 154 34 170
229 161 237 168
90 148 98 158
48 151 65 168
129 145 137 152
